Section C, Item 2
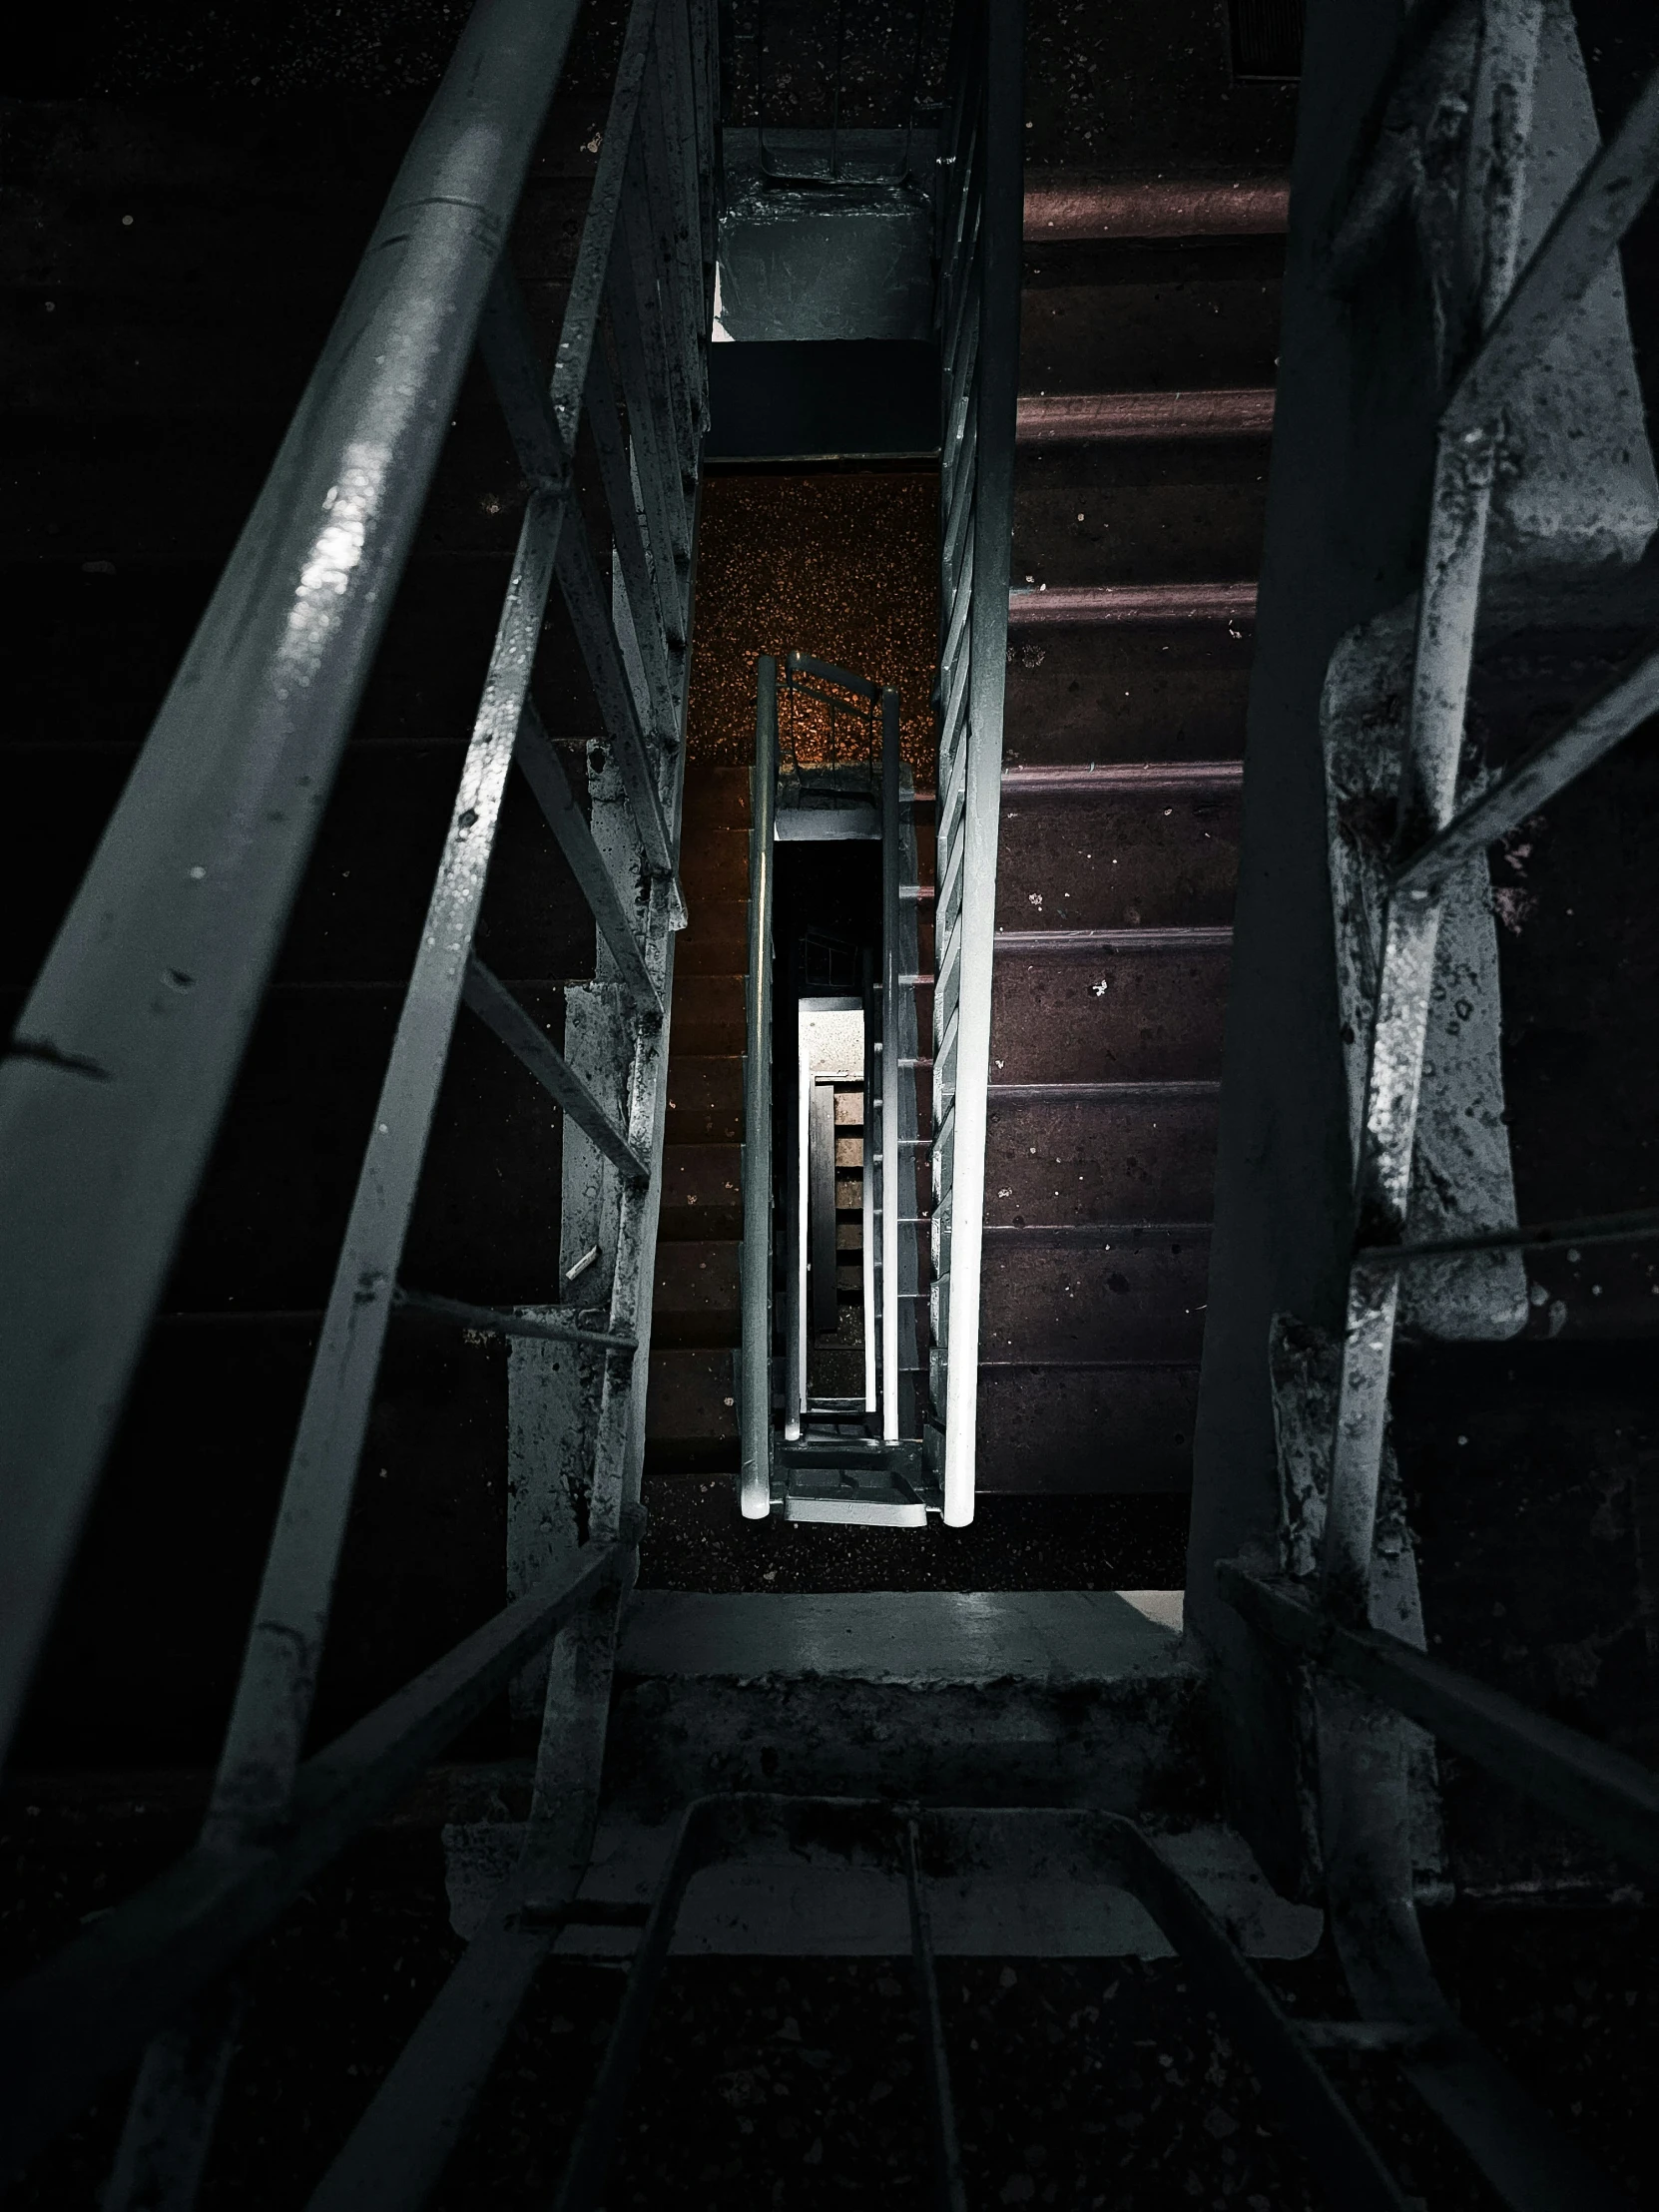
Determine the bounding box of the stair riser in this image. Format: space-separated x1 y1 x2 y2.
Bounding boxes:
1004 633 1252 767
981 1232 1210 1364
996 791 1241 930
654 1241 742 1349
665 1057 744 1144
1020 259 1284 392
986 1090 1220 1223
990 942 1230 1083
659 1143 744 1241
1013 465 1269 590
976 1366 1200 1494
604 1675 1207 1821
645 1347 739 1459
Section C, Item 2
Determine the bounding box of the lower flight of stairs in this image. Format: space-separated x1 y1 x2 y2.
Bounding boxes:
646 763 751 1472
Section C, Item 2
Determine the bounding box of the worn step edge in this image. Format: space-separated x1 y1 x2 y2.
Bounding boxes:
612 1587 1187 1685
442 1817 1321 1958
1016 388 1274 444
1023 175 1290 242
1008 582 1256 627
1002 762 1243 794
994 926 1233 955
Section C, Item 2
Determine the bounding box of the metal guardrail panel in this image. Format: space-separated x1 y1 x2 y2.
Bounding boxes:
927 0 1023 1524
0 0 588 1776
740 658 779 1517
0 0 718 2194
1213 12 1659 2208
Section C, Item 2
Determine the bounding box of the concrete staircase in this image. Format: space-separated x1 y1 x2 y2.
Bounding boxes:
976 178 1284 1496
646 763 752 1472
441 1586 1324 1966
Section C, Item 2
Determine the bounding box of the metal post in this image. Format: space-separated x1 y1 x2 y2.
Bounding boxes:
862 949 878 1417
740 659 778 1516
880 686 902 1441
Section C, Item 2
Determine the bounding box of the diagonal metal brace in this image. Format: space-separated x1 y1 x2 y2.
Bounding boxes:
1219 1561 1659 1878
478 264 679 883
514 701 661 1018
462 956 649 1185
393 1285 637 1353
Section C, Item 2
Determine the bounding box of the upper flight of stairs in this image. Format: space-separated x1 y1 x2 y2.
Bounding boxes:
4 93 609 1766
975 174 1285 1497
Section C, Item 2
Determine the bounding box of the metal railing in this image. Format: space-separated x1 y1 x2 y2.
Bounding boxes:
926 0 1023 1523
742 653 906 1511
878 681 903 1440
510 1793 1423 2212
739 657 779 1516
0 0 719 2193
1224 27 1659 2212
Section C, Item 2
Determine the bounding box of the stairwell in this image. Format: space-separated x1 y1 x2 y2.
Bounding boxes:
8 2 1657 2205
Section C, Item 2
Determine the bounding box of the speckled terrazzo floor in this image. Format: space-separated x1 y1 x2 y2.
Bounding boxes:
686 469 940 778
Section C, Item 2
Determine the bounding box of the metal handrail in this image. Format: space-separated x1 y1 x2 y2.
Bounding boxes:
879 684 903 1440
739 658 779 1516
926 0 1023 1523
540 1795 1414 2212
1217 28 1659 2212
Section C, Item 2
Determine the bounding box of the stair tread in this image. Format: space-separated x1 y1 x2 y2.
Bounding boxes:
615 1586 1189 1684
443 1811 1317 1959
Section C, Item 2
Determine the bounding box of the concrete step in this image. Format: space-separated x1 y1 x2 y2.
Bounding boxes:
981 1224 1210 1366
653 1240 742 1349
445 1810 1319 1959
1002 617 1252 769
442 1584 1312 1952
985 1083 1221 1225
976 1366 1201 1494
995 780 1241 932
645 1347 738 1466
659 1142 744 1240
1019 244 1284 394
597 1587 1206 1811
1013 452 1270 591
989 930 1230 1084
1017 387 1274 446
670 971 746 1055
1023 175 1290 244
664 1054 744 1144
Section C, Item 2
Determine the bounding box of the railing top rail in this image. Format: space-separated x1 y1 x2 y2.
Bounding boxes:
739 657 780 1519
